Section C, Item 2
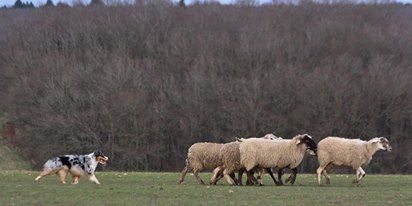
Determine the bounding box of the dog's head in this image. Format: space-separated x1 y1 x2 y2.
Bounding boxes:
93 151 109 165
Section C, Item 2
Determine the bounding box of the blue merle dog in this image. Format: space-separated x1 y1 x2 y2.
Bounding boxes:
35 151 108 184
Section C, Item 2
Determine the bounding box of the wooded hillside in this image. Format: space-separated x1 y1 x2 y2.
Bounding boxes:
0 2 411 172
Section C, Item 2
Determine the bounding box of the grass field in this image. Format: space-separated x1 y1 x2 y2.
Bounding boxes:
0 171 411 206
0 145 32 171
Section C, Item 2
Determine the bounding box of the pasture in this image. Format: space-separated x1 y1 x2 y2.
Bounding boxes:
0 171 410 205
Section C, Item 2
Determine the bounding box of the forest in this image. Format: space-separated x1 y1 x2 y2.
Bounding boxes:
0 1 411 173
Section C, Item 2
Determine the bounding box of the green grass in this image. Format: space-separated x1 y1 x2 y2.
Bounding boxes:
0 144 32 170
0 171 411 206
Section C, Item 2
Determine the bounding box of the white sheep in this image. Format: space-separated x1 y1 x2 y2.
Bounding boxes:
316 137 392 186
179 142 224 185
211 133 283 186
240 134 317 185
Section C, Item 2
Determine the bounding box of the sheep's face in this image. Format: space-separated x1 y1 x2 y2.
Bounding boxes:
370 137 392 152
379 137 392 152
296 134 317 155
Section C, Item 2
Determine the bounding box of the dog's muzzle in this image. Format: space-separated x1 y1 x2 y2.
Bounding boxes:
98 156 109 164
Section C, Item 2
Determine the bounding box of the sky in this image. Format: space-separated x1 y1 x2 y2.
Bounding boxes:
0 0 411 7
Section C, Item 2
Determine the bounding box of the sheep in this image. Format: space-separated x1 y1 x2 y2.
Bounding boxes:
316 137 392 186
210 134 283 186
240 134 317 186
235 133 281 142
209 141 244 185
179 142 224 185
210 143 271 186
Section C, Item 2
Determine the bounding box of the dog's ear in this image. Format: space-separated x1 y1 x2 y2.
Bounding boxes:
94 151 104 156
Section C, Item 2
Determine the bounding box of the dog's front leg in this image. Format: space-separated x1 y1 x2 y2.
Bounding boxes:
88 174 101 184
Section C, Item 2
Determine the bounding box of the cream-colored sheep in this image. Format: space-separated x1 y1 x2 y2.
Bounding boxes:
211 134 283 186
235 133 282 142
316 137 392 186
179 142 224 185
210 141 243 185
240 134 317 185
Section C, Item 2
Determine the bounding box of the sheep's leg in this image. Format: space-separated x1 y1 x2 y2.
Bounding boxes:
289 168 298 185
323 163 333 186
229 173 238 185
223 169 236 186
354 167 365 186
193 169 205 185
317 166 325 186
322 170 331 186
210 166 223 185
285 173 292 183
265 168 280 186
246 171 256 186
237 168 244 186
251 174 258 185
256 169 264 186
277 168 284 186
359 167 366 179
325 163 333 173
285 168 297 184
179 165 189 184
353 168 361 186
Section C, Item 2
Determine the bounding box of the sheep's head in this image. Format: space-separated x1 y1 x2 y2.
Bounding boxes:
262 133 282 140
295 134 317 155
370 137 392 152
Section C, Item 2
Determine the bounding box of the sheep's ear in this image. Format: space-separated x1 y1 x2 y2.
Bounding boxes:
295 137 303 145
369 138 381 143
380 137 389 142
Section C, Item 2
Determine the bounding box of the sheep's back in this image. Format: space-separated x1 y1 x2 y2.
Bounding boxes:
240 139 292 169
221 142 241 171
188 143 223 168
318 137 366 167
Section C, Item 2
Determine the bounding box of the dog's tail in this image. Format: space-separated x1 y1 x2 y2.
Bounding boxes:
43 157 63 170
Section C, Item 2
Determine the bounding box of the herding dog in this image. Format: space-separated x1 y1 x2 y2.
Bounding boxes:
35 151 108 184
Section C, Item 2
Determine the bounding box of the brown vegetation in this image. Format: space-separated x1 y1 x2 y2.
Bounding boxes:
0 2 411 172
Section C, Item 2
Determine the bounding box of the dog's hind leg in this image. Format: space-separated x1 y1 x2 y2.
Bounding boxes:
35 169 53 182
71 175 80 184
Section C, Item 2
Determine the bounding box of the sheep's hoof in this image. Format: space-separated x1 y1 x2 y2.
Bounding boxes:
275 182 284 186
